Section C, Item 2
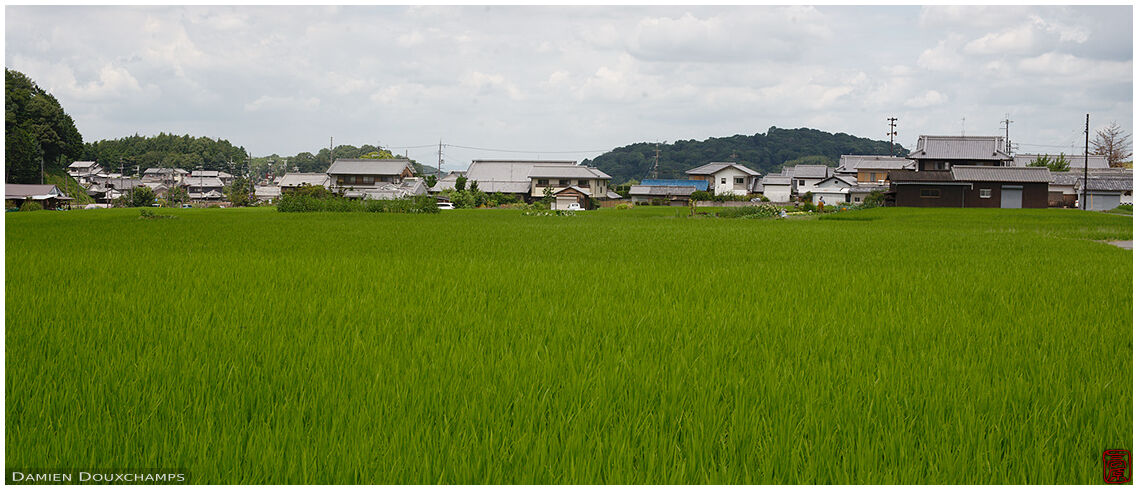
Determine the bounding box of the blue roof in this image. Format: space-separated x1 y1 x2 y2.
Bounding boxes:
640 179 708 191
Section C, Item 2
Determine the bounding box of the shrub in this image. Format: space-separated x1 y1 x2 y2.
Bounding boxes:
614 202 633 210
19 200 42 212
862 190 885 208
277 192 438 214
717 204 782 219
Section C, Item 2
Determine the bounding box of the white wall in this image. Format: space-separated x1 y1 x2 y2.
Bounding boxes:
712 167 751 195
763 185 792 202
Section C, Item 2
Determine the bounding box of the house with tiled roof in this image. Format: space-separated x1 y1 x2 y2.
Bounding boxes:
888 166 1051 208
685 162 761 196
908 135 1013 171
836 155 914 183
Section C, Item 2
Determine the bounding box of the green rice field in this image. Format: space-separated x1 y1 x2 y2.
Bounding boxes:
5 206 1133 484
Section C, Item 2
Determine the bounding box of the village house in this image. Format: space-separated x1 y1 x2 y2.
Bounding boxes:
67 161 103 183
908 135 1013 171
684 162 761 196
811 175 855 205
6 184 72 210
189 169 235 186
786 165 834 196
628 185 697 205
759 172 794 202
1076 176 1133 211
278 172 331 193
528 164 616 209
142 167 189 185
428 171 466 193
326 159 415 192
836 155 913 183
184 175 225 201
254 186 281 202
888 166 1051 208
1012 153 1110 170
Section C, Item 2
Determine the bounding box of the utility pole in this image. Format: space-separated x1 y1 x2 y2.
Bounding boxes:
1001 115 1013 154
329 136 334 165
437 140 443 174
1083 113 1090 210
961 117 966 136
39 156 44 185
652 144 661 179
887 117 898 157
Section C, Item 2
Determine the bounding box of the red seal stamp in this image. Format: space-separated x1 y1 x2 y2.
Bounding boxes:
1103 449 1131 484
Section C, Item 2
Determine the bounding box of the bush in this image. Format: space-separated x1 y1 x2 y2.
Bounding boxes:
862 190 885 208
614 202 633 210
717 204 782 219
277 192 438 214
690 190 713 201
19 200 42 212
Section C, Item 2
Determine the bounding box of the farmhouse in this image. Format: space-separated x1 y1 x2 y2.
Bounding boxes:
811 175 855 205
759 173 794 202
908 135 1013 171
836 155 913 183
786 165 833 195
326 159 416 192
888 166 1051 208
189 169 234 186
278 172 331 192
67 161 103 183
528 164 615 205
6 184 71 210
254 186 281 202
185 175 225 200
684 162 761 196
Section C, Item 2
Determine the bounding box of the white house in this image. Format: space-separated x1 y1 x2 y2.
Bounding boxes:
787 165 834 195
67 161 103 183
811 175 854 205
685 162 761 196
759 173 794 202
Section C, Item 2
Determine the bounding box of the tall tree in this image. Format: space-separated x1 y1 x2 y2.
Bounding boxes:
6 124 43 184
1092 121 1133 167
5 69 83 182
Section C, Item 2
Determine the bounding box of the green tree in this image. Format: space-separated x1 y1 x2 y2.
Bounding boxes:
1028 154 1070 172
165 186 190 207
225 176 255 207
468 180 479 192
359 149 396 159
425 175 438 188
116 185 156 208
6 69 82 181
455 176 468 191
6 124 42 184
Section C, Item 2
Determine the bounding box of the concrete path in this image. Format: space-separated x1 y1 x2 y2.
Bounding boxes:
1107 240 1132 250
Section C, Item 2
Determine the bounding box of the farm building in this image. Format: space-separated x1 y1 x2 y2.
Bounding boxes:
354 179 429 200
326 159 416 192
278 172 331 192
640 179 709 191
684 162 761 196
1076 176 1133 211
428 171 466 193
142 167 189 185
628 185 696 205
811 175 855 205
6 184 72 210
908 135 1013 171
849 183 889 205
528 165 615 203
888 166 1051 208
786 165 834 195
254 186 281 202
185 175 225 200
836 155 913 183
759 173 794 202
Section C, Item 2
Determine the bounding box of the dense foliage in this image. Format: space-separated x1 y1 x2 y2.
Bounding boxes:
112 185 157 208
1027 154 1072 172
277 192 439 214
250 144 437 179
5 69 84 183
83 133 249 175
583 126 908 184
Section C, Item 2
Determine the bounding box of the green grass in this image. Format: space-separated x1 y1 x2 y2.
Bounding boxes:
6 206 1132 484
43 170 95 205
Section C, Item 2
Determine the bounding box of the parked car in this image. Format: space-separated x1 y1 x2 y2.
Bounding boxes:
437 202 455 210
566 203 583 211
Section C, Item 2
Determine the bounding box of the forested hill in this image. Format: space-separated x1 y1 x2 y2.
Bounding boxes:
582 127 909 184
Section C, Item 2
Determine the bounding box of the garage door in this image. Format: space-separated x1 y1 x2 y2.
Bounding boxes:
1001 185 1022 209
555 196 576 210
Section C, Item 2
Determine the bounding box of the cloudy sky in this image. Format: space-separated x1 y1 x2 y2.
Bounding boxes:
5 5 1133 170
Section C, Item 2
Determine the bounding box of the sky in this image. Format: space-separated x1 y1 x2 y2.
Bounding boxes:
5 5 1134 171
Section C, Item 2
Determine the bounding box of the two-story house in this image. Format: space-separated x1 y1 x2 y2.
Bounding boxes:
67 161 103 184
685 162 761 196
528 165 613 207
326 159 416 191
908 135 1013 171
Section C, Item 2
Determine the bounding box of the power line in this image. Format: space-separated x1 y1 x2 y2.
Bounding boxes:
442 143 610 154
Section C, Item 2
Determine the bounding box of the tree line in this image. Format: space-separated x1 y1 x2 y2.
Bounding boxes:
5 69 84 183
582 127 911 184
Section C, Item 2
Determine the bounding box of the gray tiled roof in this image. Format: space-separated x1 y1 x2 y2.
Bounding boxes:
327 159 414 176
1078 178 1133 192
761 175 792 185
629 185 696 197
887 170 954 182
951 166 1052 183
68 161 97 169
189 170 234 178
279 172 330 188
686 162 761 176
6 184 63 199
837 155 914 172
788 165 833 179
816 175 855 187
185 176 224 188
465 160 578 194
1013 153 1110 169
910 135 1012 161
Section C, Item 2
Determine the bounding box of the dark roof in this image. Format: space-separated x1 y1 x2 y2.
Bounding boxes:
788 165 833 179
887 170 954 182
910 135 1012 161
1078 178 1133 192
951 166 1052 183
326 159 414 176
837 155 913 172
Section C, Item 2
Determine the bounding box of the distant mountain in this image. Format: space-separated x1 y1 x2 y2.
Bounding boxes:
583 126 909 184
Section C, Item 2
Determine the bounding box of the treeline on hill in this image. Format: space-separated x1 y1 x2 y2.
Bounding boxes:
5 69 84 184
583 126 909 184
83 133 250 174
251 145 434 178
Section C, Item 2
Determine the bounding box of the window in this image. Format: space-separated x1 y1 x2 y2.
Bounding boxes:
869 172 877 181
578 179 588 187
721 178 727 184
920 188 941 198
799 179 805 186
734 177 744 184
559 179 570 186
854 197 861 202
537 179 548 186
979 188 992 198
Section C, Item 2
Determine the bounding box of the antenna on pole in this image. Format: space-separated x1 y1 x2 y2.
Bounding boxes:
651 143 661 179
961 117 966 136
437 139 443 174
1083 113 1089 210
887 117 898 157
1000 115 1014 155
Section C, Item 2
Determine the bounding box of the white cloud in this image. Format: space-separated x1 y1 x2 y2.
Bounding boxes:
244 95 320 112
905 90 948 108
